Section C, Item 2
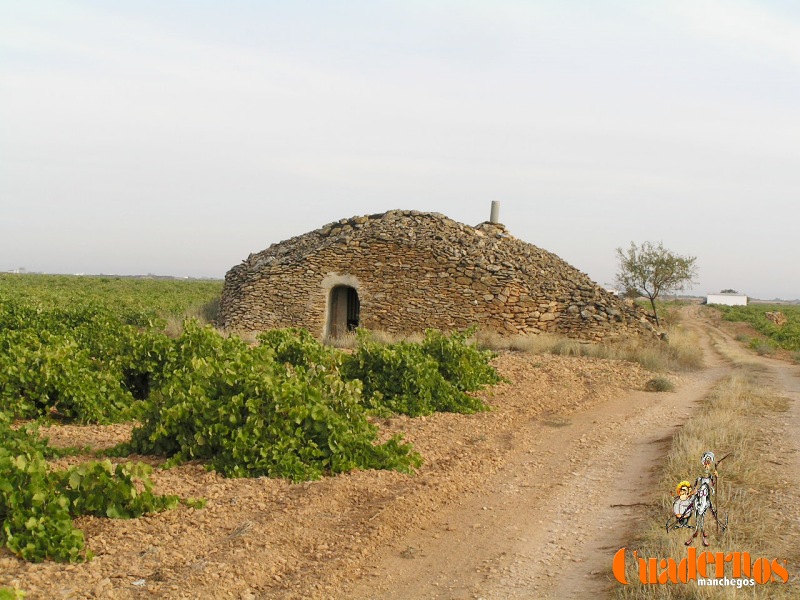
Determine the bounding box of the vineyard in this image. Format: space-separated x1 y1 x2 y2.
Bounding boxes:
715 303 800 351
0 275 500 566
0 274 222 316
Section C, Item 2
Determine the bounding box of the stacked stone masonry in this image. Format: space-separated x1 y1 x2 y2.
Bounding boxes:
220 210 657 341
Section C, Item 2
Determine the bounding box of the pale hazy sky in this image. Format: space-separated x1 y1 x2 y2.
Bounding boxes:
2 1 799 299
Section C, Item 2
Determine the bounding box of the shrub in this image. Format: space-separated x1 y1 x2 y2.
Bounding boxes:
258 328 341 370
0 329 133 423
749 337 776 356
0 411 185 563
644 377 675 392
125 323 420 481
418 328 502 392
0 302 173 423
341 331 493 416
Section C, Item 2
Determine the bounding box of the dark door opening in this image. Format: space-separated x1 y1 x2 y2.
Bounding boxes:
328 285 360 338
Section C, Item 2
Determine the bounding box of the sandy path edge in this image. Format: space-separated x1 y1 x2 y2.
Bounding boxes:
345 309 730 599
344 374 727 600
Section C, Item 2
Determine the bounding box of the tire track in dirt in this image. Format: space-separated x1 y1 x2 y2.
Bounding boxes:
347 308 732 599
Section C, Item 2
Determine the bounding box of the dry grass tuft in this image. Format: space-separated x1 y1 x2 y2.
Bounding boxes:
661 327 705 371
477 325 703 373
231 330 259 345
163 316 184 339
540 415 571 428
472 329 513 351
323 331 358 349
644 377 675 392
753 343 776 357
161 299 221 338
323 329 428 349
365 330 424 345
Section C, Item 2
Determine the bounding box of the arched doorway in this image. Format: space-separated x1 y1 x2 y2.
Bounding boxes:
327 285 360 338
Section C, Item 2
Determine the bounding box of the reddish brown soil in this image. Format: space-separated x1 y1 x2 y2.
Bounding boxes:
3 308 799 599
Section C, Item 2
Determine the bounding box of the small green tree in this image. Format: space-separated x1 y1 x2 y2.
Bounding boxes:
615 241 698 326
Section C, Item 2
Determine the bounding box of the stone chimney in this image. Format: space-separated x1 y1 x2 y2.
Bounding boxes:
490 201 500 224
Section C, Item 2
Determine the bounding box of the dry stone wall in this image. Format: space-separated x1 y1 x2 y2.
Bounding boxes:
220 210 657 341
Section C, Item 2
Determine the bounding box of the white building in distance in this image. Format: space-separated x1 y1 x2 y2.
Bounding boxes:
707 293 748 306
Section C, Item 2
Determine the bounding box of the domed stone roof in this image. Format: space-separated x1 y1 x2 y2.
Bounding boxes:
219 210 655 340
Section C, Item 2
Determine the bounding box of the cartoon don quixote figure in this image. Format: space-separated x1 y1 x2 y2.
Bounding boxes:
666 451 729 546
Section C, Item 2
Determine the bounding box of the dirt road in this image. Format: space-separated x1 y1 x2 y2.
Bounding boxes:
4 307 799 599
345 307 800 599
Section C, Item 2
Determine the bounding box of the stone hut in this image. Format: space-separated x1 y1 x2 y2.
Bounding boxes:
219 210 656 341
